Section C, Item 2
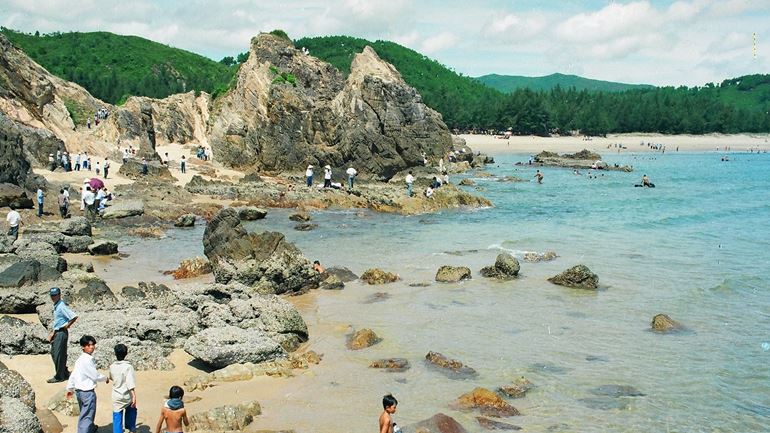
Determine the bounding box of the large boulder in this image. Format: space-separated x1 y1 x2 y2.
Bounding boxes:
324 266 358 282
60 235 93 253
480 253 520 279
452 387 521 417
87 241 118 255
69 280 118 308
0 315 49 355
360 268 399 285
237 207 267 221
0 366 36 410
651 314 685 333
68 336 173 371
547 264 599 289
0 183 33 209
118 159 173 180
0 396 43 433
0 260 41 287
13 241 66 272
188 401 261 432
1 111 61 187
184 326 287 369
203 208 319 295
402 413 469 433
346 328 381 350
101 200 145 219
0 285 46 313
59 217 91 237
435 266 471 283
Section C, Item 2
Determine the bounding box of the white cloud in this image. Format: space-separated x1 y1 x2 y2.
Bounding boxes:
420 32 458 54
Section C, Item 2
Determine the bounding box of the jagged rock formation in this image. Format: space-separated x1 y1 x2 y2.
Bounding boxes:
209 34 452 179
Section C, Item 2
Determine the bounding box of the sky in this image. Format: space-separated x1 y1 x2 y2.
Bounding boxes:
1 0 768 87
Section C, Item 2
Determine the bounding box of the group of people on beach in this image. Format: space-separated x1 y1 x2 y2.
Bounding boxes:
50 150 110 177
305 164 358 191
45 286 189 433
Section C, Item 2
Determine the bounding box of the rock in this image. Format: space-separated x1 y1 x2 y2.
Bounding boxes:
87 241 118 255
60 235 93 253
70 280 118 308
289 212 311 222
533 149 633 172
497 377 533 399
0 260 40 287
548 264 599 289
0 285 45 313
118 159 174 180
0 396 43 433
167 257 213 279
360 268 399 285
184 326 287 369
68 336 174 371
324 266 358 282
590 384 645 397
318 275 344 290
293 223 318 231
238 207 267 220
651 314 685 333
453 387 521 417
0 366 36 410
435 265 472 283
522 251 557 262
0 184 34 210
130 227 166 238
13 241 66 272
369 358 410 372
458 178 475 186
59 217 92 237
36 408 63 433
424 351 477 379
0 315 49 355
46 389 79 417
578 397 630 410
346 328 381 350
402 413 469 433
203 208 319 295
1 110 60 188
188 401 261 432
480 253 520 279
363 292 391 303
174 213 197 227
476 417 521 430
101 200 145 219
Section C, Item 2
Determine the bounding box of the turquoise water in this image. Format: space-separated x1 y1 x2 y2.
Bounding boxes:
109 151 770 432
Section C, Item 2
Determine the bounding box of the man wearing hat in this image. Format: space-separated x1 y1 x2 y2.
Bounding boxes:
323 165 332 188
305 165 314 187
46 287 78 383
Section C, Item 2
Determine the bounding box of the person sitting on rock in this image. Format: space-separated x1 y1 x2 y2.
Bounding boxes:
431 177 441 189
642 174 652 187
313 260 325 274
425 186 434 199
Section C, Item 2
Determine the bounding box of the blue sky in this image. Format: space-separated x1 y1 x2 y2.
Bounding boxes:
2 0 768 86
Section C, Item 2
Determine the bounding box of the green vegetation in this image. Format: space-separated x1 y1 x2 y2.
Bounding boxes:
62 97 89 125
296 35 770 134
1 28 235 104
476 73 653 93
269 65 297 86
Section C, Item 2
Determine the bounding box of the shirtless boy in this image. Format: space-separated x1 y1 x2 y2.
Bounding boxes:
379 394 400 433
155 386 189 433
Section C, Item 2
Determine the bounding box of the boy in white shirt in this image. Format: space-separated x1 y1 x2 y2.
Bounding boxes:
110 343 137 433
66 335 109 433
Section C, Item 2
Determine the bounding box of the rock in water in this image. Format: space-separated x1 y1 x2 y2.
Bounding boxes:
101 200 145 219
403 413 469 433
318 275 344 290
174 214 197 227
203 208 319 295
168 257 213 280
424 351 477 379
237 207 267 221
651 314 685 333
480 253 520 279
435 266 472 282
289 212 311 222
324 266 358 282
188 401 261 432
184 326 286 368
87 241 118 255
360 268 399 285
590 384 645 397
369 358 411 372
497 377 534 398
453 387 521 417
346 328 381 350
548 264 599 289
476 417 521 430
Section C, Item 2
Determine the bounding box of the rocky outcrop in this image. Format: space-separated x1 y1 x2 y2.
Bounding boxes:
424 351 477 379
452 387 521 417
208 34 451 179
0 260 41 287
184 326 287 369
101 200 145 219
237 206 267 221
68 336 174 371
188 401 261 432
480 253 520 279
118 159 173 180
174 214 197 227
531 150 633 172
497 377 533 399
360 268 399 285
0 283 46 313
369 358 410 372
0 183 34 209
435 266 471 282
651 314 685 333
0 364 36 410
203 208 319 295
1 113 57 189
0 315 49 355
403 413 468 433
0 396 43 433
346 328 381 350
548 264 599 289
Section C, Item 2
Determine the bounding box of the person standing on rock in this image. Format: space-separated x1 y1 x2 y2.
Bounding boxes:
57 189 69 218
109 343 137 433
323 165 332 188
37 186 44 217
83 187 97 221
405 171 414 197
180 155 186 174
346 166 357 190
305 165 314 187
141 158 148 176
47 287 78 383
104 159 110 179
5 206 22 241
75 152 81 171
66 335 108 433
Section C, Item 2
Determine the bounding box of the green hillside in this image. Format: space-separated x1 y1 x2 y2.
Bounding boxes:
476 73 653 93
0 28 235 104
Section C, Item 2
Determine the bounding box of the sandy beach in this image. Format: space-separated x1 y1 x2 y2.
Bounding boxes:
460 133 770 154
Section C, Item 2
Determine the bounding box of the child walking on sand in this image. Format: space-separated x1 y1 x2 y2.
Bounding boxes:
156 385 189 433
379 394 401 433
109 343 137 433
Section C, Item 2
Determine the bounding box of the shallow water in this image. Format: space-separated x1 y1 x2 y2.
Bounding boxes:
106 151 770 432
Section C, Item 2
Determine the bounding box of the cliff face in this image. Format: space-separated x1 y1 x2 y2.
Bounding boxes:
0 113 60 188
208 34 451 179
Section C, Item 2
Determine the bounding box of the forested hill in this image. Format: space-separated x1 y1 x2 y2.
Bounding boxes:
0 28 235 104
476 73 653 93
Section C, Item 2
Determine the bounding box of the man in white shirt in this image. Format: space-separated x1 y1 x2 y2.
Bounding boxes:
323 165 332 188
66 335 108 433
6 207 21 241
345 166 357 190
83 187 96 222
305 165 313 187
405 171 415 197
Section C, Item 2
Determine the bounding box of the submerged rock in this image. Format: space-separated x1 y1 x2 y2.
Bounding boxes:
476 417 521 430
453 387 521 417
522 251 557 262
497 377 533 399
318 275 344 290
480 253 520 279
403 413 469 433
188 401 261 432
369 358 410 372
424 351 477 379
289 212 311 222
578 396 630 411
548 264 599 289
360 268 399 285
346 328 381 350
293 223 318 231
435 265 472 283
590 384 645 397
651 314 685 333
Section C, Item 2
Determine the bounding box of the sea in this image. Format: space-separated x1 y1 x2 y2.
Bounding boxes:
104 150 770 433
